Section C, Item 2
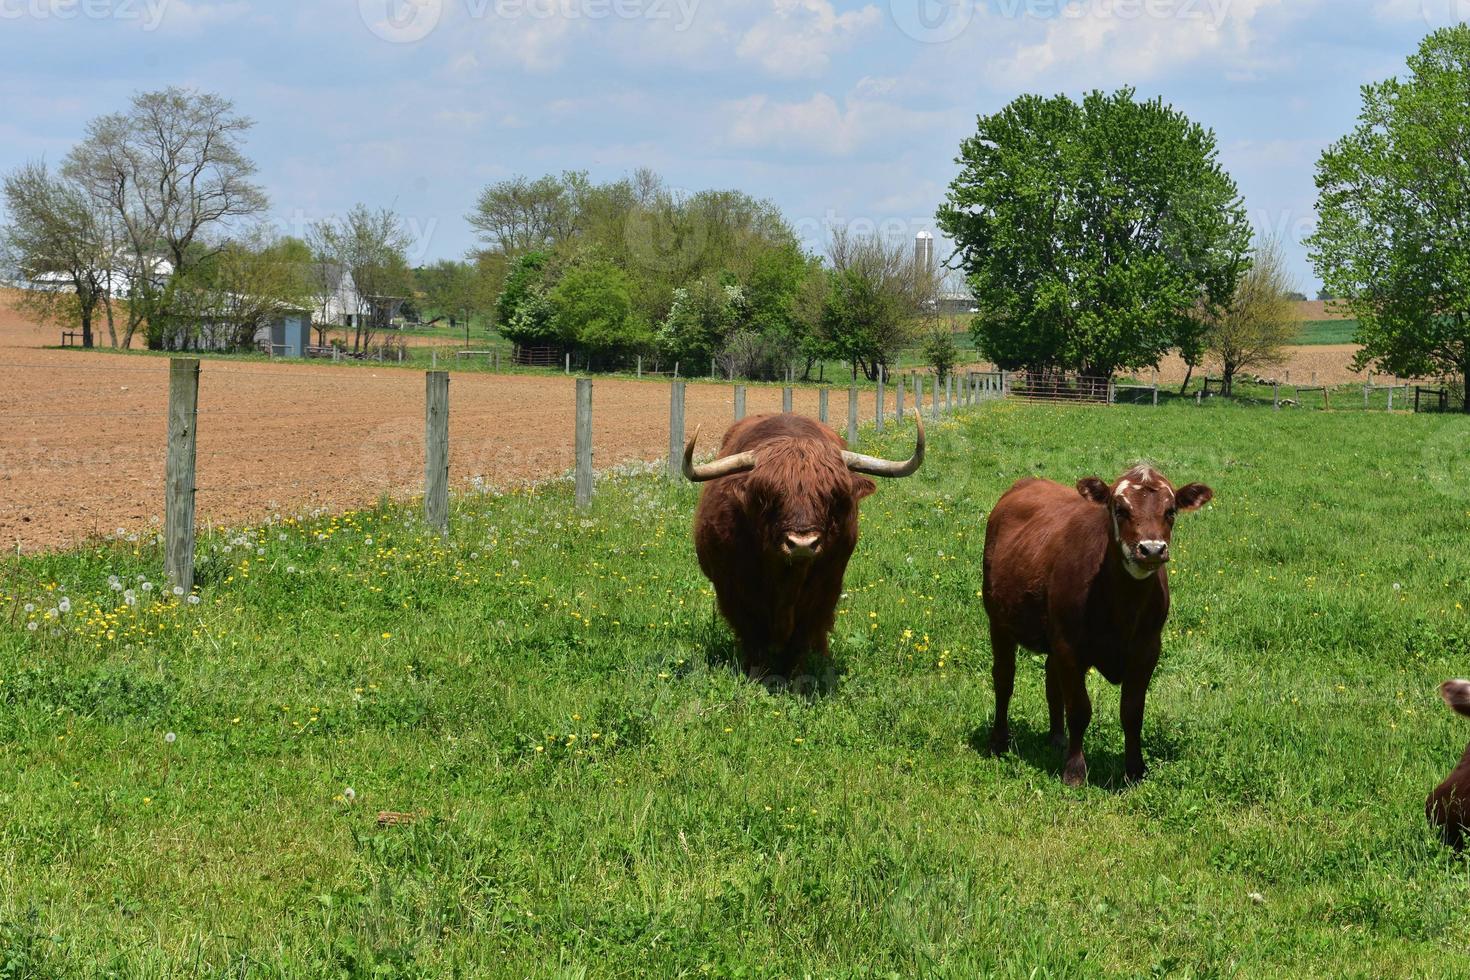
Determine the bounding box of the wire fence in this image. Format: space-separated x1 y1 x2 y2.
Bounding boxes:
1 352 1453 574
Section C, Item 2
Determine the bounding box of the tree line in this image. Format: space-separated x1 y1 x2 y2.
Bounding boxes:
7 26 1470 407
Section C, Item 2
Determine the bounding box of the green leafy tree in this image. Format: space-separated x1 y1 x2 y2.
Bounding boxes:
550 261 649 355
937 88 1250 378
658 276 740 368
821 229 927 380
921 323 959 382
1308 25 1470 412
495 251 556 346
1 160 118 348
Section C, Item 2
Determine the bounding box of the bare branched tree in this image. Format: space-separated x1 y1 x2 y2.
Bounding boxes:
310 205 413 353
822 227 938 380
64 87 267 348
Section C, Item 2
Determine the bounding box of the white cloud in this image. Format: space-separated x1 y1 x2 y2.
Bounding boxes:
736 0 882 78
723 84 952 156
983 0 1306 86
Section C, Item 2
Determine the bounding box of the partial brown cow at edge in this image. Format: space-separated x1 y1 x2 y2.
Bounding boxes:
683 412 923 679
982 465 1213 786
1428 679 1470 849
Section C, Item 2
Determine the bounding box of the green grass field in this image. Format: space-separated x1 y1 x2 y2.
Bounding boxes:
4 401 1470 975
1296 319 1359 346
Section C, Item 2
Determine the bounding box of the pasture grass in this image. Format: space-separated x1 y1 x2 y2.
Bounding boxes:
4 402 1470 975
1296 319 1360 346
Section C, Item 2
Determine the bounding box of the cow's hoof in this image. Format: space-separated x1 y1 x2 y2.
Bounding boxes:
1062 759 1088 787
987 728 1010 756
1124 764 1147 785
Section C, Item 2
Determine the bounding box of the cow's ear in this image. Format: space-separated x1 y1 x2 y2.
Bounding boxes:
1076 477 1110 504
851 475 877 502
1175 483 1213 512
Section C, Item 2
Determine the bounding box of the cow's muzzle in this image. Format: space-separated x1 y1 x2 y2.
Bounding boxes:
1134 540 1169 565
783 531 822 561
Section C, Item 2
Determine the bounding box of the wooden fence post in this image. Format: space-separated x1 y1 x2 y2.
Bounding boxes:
876 368 885 431
847 386 858 445
1322 387 1330 410
1388 385 1395 411
946 374 953 414
783 386 793 413
1364 383 1370 410
1273 383 1280 410
668 381 686 480
575 378 593 510
424 370 450 536
897 375 905 421
636 355 642 378
565 353 571 374
165 358 200 592
734 385 746 420
931 376 940 420
819 388 829 423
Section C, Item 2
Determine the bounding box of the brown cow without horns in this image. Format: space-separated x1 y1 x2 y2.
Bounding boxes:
983 465 1213 786
1427 679 1470 848
684 412 923 678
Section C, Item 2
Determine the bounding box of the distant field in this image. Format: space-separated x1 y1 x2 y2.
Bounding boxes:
1297 319 1359 346
4 402 1470 973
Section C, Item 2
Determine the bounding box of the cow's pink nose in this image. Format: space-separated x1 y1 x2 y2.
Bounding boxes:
784 531 822 558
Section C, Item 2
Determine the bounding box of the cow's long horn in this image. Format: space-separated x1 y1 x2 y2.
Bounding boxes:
682 425 758 482
842 411 925 478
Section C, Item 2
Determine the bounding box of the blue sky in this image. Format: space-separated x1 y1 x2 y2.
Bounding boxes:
1 0 1460 290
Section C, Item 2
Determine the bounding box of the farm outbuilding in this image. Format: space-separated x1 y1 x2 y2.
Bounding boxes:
257 311 313 357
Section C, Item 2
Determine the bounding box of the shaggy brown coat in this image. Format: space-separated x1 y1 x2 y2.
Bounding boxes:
692 414 875 677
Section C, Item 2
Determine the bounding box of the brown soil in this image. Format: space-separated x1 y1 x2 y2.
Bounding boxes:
1 295 878 552
0 289 1395 553
1292 299 1354 321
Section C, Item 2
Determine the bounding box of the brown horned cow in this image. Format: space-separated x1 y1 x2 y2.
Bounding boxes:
1427 679 1470 849
683 412 923 678
982 465 1213 786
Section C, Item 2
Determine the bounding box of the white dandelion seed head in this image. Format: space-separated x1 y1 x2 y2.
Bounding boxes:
23 603 35 613
172 586 185 597
141 582 153 592
187 595 200 605
343 786 356 802
57 598 71 614
26 621 38 632
164 731 176 744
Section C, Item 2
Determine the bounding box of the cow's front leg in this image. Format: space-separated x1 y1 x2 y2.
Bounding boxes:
1120 679 1148 783
1059 663 1092 787
1120 649 1159 783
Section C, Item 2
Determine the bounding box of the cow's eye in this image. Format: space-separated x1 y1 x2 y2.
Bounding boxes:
1165 507 1177 521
